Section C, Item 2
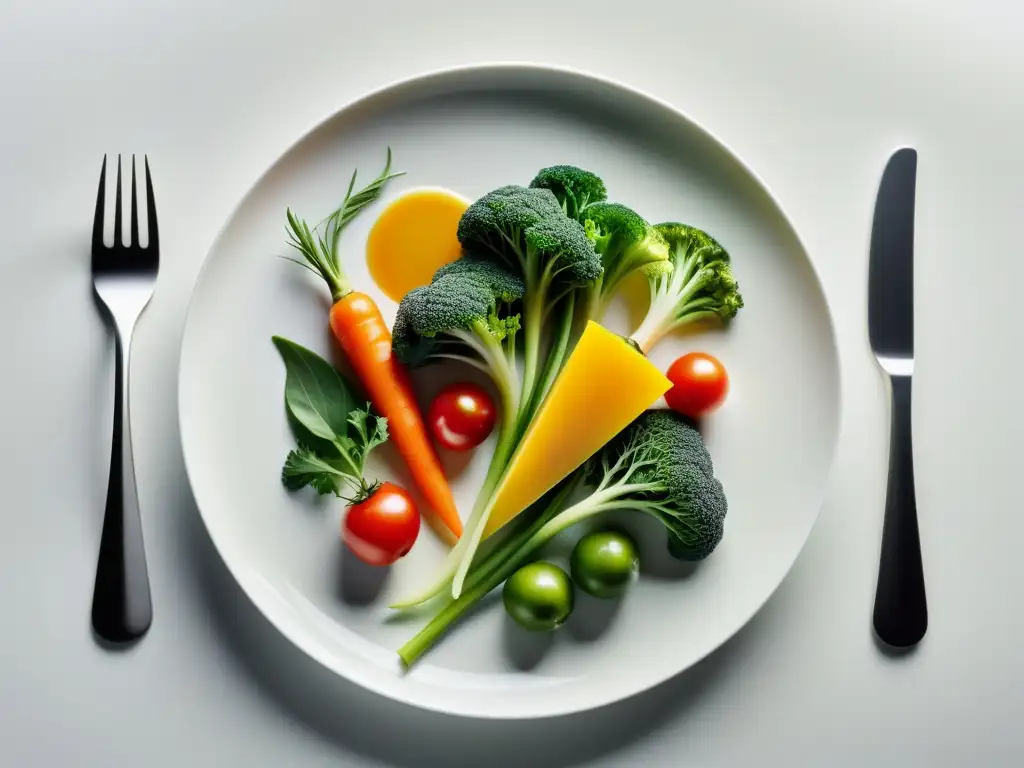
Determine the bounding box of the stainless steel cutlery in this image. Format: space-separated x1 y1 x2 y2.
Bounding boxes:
868 147 927 648
90 155 158 643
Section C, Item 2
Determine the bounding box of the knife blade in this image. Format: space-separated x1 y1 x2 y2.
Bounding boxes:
869 147 927 648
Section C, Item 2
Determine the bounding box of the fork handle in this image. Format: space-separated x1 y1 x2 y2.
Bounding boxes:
91 324 152 643
872 373 927 648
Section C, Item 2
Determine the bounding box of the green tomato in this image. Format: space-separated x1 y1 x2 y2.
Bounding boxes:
502 562 574 632
570 530 639 599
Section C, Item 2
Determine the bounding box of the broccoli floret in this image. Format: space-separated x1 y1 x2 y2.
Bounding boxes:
457 185 601 287
629 223 744 354
392 256 523 420
575 410 726 560
396 409 728 666
525 169 674 322
456 185 601 423
432 254 525 303
581 202 672 320
663 466 727 561
636 409 712 477
529 165 607 220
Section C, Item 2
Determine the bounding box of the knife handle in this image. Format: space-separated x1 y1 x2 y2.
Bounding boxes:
872 374 927 648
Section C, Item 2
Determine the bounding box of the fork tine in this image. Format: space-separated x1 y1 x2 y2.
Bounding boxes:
113 155 123 248
129 155 139 248
92 155 107 252
144 156 158 251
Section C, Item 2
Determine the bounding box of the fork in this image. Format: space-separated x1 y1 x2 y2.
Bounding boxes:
90 155 158 643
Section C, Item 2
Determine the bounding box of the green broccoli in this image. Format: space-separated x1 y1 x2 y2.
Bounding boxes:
389 187 603 607
456 185 600 278
528 168 673 322
566 410 725 560
581 202 672 320
629 223 744 354
431 253 526 301
397 410 728 665
456 184 601 426
392 255 523 427
528 165 608 220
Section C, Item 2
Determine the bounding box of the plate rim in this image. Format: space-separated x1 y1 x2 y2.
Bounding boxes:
178 61 843 720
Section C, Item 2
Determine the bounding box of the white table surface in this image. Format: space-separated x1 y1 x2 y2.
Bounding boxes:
2 1 1022 765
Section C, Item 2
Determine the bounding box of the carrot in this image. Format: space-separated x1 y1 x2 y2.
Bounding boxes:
330 292 461 541
282 150 462 543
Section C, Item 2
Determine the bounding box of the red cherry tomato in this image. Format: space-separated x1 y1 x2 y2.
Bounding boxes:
342 482 420 566
665 352 729 418
428 382 497 451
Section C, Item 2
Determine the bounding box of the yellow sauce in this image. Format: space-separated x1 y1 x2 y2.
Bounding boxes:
366 188 469 302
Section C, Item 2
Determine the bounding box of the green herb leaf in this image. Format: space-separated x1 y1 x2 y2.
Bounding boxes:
282 446 349 496
284 148 404 301
348 404 370 446
272 336 354 441
347 403 389 473
286 407 342 461
367 412 390 454
329 148 404 234
335 434 359 458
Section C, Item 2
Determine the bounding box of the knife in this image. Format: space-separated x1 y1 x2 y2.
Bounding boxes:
868 147 927 648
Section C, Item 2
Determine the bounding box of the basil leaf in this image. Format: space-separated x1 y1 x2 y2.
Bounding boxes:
286 407 340 459
272 336 354 441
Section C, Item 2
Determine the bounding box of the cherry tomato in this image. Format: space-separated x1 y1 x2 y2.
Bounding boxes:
342 482 420 566
665 352 729 418
428 382 497 451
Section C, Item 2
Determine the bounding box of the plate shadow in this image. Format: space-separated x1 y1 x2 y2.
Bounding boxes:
179 488 767 768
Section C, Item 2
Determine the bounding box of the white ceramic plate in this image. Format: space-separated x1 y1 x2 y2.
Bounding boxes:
179 65 840 719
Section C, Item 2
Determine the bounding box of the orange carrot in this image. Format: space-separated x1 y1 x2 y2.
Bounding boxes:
329 292 461 541
283 150 462 542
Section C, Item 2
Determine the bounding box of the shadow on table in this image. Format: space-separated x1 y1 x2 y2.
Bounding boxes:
178 489 766 768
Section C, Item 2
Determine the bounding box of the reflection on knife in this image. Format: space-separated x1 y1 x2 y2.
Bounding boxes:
868 147 927 648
